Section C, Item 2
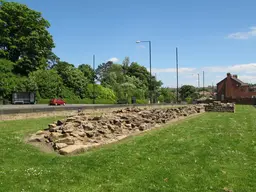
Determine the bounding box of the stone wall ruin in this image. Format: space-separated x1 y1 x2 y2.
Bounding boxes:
28 105 205 155
204 101 235 112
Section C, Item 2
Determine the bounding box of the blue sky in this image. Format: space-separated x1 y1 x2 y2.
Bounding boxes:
14 0 256 87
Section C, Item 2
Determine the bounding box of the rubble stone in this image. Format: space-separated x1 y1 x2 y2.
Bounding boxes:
28 105 205 155
205 102 235 112
59 145 87 155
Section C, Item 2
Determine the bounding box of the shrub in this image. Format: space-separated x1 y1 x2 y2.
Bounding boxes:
136 99 148 104
185 97 193 104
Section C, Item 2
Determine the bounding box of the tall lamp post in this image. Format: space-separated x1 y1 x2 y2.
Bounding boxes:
203 71 205 96
136 40 152 103
93 55 96 104
176 47 179 103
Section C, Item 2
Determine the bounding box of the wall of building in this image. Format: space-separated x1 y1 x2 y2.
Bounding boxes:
217 74 256 101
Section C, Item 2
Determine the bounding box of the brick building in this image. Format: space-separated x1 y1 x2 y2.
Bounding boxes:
217 73 256 104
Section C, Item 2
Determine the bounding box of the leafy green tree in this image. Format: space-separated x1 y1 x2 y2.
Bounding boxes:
0 59 36 100
47 52 60 69
158 95 164 103
56 64 89 99
151 75 163 102
0 0 55 75
0 59 16 99
127 62 149 87
59 86 79 99
96 61 113 82
185 97 193 104
0 58 14 73
122 56 130 75
28 69 62 99
101 64 125 87
179 85 197 101
78 64 95 83
159 87 176 103
52 61 74 73
123 76 147 100
86 84 116 101
120 82 136 101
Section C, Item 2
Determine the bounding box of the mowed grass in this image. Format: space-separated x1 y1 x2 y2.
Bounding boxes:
0 106 256 192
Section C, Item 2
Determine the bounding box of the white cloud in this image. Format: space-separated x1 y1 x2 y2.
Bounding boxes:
203 63 256 73
149 67 195 73
107 57 119 63
238 75 256 83
227 26 256 39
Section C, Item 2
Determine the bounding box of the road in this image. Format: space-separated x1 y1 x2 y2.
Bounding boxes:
0 103 183 115
0 104 115 110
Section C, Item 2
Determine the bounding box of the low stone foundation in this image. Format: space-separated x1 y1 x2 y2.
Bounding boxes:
28 105 205 155
205 101 235 112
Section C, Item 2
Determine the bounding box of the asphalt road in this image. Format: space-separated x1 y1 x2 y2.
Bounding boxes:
0 103 183 115
0 104 115 110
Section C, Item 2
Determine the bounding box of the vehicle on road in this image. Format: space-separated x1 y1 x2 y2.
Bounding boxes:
49 98 66 106
12 92 36 104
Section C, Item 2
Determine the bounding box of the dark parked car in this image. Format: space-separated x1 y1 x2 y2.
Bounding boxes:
49 98 66 106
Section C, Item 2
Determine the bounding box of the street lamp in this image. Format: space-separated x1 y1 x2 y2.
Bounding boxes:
136 40 152 103
191 73 200 88
93 54 96 104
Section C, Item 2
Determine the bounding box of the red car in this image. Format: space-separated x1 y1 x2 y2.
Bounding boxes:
49 98 66 106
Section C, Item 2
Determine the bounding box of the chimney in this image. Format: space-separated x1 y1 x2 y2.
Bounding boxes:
233 74 238 79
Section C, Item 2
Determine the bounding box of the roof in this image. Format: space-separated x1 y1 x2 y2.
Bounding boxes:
217 76 248 86
231 76 248 86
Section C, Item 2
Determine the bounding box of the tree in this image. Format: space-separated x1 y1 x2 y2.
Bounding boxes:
95 61 113 82
0 58 14 74
56 64 89 99
28 69 62 99
159 87 176 103
101 64 125 87
0 59 16 99
0 0 55 75
47 52 60 69
0 59 37 99
52 61 74 73
151 75 163 102
127 62 149 87
122 56 130 75
179 85 197 101
78 64 95 83
86 84 116 102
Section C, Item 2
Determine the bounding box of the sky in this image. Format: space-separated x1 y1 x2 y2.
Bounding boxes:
13 0 256 87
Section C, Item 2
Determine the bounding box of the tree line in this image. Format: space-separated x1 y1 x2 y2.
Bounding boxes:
0 1 210 104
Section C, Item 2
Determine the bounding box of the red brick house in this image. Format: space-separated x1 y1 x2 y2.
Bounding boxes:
217 73 256 104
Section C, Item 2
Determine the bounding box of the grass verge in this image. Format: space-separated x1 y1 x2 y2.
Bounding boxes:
0 105 256 191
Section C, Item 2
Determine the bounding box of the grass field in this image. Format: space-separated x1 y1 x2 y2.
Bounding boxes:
0 105 256 192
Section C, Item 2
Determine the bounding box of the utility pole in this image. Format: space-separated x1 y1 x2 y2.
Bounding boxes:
176 47 179 103
136 40 152 103
212 82 214 95
149 41 152 104
203 71 205 96
198 73 200 88
93 55 96 104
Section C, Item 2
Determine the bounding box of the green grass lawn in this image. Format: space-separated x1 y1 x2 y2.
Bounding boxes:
1 105 256 192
